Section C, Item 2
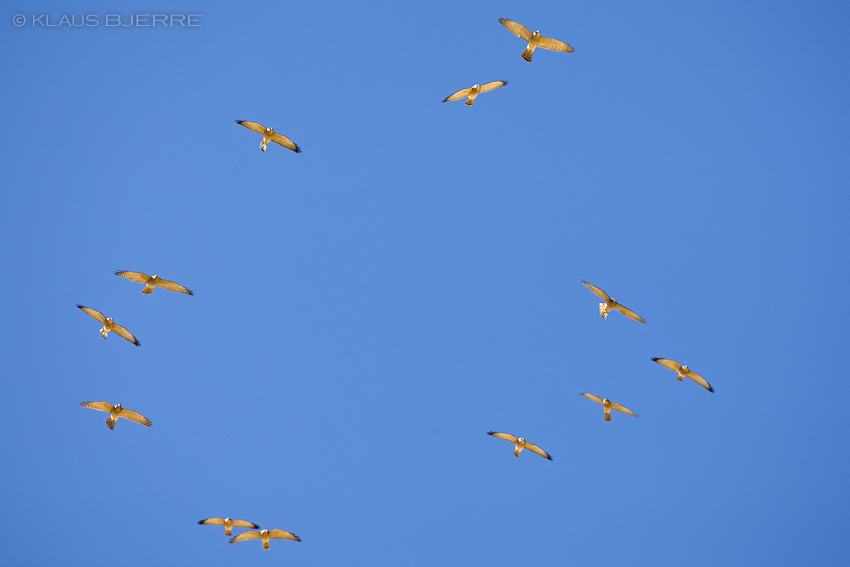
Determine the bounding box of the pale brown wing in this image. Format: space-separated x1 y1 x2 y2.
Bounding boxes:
268 529 301 542
230 519 261 529
581 392 604 405
118 408 152 427
270 132 301 153
442 87 472 103
77 304 106 324
229 531 262 543
235 120 266 134
524 442 553 461
487 431 518 443
498 18 532 41
478 80 508 93
612 303 646 324
81 401 114 414
111 323 141 346
537 36 574 53
198 518 226 526
155 278 194 295
610 403 638 417
686 370 714 392
652 357 682 372
114 271 151 284
581 281 611 302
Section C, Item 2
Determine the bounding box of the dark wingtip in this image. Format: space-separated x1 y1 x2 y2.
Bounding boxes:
547 455 554 461
235 119 244 124
134 339 141 347
651 357 661 362
114 270 123 275
187 290 195 296
197 520 205 525
294 145 302 153
486 430 496 436
708 386 715 393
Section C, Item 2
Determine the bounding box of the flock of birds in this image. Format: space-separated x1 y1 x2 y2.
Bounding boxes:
72 16 715 553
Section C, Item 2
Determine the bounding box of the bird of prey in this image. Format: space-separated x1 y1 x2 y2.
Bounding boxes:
487 431 553 460
498 18 574 62
76 305 141 346
581 280 646 323
114 271 193 296
229 528 301 550
442 81 508 106
80 401 152 430
235 120 301 154
198 517 260 536
580 393 638 422
652 358 714 392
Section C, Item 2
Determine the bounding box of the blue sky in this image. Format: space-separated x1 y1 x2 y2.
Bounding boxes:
2 1 850 565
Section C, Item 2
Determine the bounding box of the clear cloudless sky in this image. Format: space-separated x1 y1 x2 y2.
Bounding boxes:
2 0 849 565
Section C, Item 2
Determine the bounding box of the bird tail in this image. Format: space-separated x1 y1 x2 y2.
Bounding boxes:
100 328 109 339
513 448 520 458
604 412 611 422
260 141 267 153
106 417 115 430
465 98 474 106
599 304 608 319
141 285 154 294
225 528 232 536
522 47 534 62
263 541 270 550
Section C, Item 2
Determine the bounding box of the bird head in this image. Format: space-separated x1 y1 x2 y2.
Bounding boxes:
533 30 541 37
260 529 269 535
106 317 114 322
267 127 274 134
115 404 123 410
682 365 689 372
602 399 610 405
473 84 480 88
518 438 525 443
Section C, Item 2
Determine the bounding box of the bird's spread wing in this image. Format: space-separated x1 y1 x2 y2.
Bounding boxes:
119 409 152 427
581 393 604 405
229 531 262 543
537 36 574 53
610 403 638 417
77 304 106 324
114 271 151 284
81 401 114 413
198 518 226 526
686 370 714 392
524 442 553 461
270 132 301 153
155 278 194 295
235 120 266 134
268 529 301 542
478 80 508 93
581 281 611 302
612 303 646 323
111 324 141 346
498 18 532 41
487 431 518 443
442 87 472 103
230 519 261 529
652 357 682 372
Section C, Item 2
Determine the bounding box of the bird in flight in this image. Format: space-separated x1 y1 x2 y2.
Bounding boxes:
114 271 193 295
581 393 638 422
76 305 141 346
651 358 714 392
235 120 301 154
442 81 508 106
487 431 553 460
581 281 646 323
498 18 574 62
80 401 152 430
229 528 301 550
198 517 260 536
